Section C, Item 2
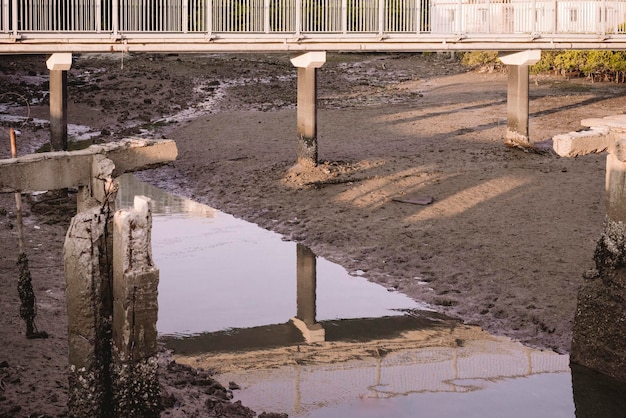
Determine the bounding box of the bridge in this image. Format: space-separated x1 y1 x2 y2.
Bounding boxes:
2 0 626 53
2 1 625 164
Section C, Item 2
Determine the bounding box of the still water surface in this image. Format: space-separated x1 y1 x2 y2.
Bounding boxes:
117 173 626 418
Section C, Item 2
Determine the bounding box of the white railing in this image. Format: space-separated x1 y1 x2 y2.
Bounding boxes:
1 0 626 36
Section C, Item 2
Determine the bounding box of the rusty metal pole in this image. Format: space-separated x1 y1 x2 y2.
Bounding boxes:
9 128 24 254
10 128 47 339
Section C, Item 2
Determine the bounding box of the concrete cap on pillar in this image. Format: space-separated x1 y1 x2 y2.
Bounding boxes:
290 51 327 68
46 53 73 71
498 50 541 66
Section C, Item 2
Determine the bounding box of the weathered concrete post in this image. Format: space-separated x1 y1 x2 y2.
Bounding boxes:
498 50 541 145
554 114 626 382
46 53 72 151
291 244 325 343
111 195 160 416
1 139 177 416
65 204 115 416
63 157 117 416
290 52 326 167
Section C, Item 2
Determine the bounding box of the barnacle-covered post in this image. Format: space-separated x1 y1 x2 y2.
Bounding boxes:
63 156 118 417
567 116 626 382
111 195 160 416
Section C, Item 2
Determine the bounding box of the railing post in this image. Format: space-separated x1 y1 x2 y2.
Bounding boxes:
378 0 384 36
112 0 119 36
553 0 557 33
456 0 462 33
96 0 102 32
487 0 491 34
11 0 17 36
531 0 536 33
182 0 188 33
264 0 270 33
295 0 301 35
207 0 212 36
341 0 347 34
601 0 606 34
2 0 7 33
415 0 420 33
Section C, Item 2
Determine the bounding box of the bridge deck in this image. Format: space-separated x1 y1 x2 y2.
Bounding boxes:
3 0 626 53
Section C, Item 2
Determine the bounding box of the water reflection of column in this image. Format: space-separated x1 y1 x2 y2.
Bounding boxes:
291 244 325 343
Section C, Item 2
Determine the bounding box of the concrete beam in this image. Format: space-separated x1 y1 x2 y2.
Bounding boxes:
552 127 609 157
290 317 325 344
0 138 177 193
581 115 626 130
46 53 73 71
498 50 541 66
290 51 326 68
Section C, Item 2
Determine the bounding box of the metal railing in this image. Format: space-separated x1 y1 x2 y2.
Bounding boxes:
1 0 626 38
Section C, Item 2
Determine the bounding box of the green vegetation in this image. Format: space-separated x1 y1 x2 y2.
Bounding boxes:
461 50 626 83
460 51 502 72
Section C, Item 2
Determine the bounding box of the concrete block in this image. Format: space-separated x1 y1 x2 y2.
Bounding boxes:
103 138 178 176
291 317 326 344
0 138 177 194
498 50 541 66
552 127 609 157
0 151 92 193
581 117 626 130
46 53 73 71
290 51 327 68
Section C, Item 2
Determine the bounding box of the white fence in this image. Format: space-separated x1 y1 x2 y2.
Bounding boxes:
1 0 625 36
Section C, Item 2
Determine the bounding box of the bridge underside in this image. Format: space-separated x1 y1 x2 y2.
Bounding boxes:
3 36 626 54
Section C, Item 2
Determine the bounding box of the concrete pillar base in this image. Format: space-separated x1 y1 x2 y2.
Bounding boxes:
111 357 160 417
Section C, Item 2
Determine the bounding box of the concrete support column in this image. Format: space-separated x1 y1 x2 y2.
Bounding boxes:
291 244 325 343
506 64 530 144
498 50 540 146
112 196 160 417
64 204 114 417
46 53 72 151
290 52 326 167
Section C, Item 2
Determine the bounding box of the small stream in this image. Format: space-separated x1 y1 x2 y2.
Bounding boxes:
117 173 626 418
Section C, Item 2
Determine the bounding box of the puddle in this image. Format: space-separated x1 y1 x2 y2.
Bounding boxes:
116 173 424 337
116 173 626 418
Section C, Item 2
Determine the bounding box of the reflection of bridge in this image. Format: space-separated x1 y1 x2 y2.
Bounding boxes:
165 243 570 417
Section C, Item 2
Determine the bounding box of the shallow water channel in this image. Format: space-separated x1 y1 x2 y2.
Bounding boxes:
117 173 626 418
